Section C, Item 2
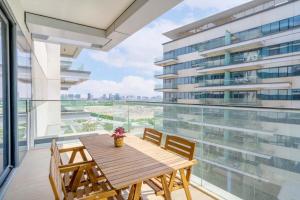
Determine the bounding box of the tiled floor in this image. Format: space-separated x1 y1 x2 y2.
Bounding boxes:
3 147 216 200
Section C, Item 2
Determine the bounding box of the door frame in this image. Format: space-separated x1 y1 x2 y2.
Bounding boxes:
0 1 18 187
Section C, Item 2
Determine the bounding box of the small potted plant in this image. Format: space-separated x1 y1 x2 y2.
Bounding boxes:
111 127 126 147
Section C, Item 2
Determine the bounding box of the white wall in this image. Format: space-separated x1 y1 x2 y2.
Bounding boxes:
32 41 61 137
5 1 63 138
4 0 31 45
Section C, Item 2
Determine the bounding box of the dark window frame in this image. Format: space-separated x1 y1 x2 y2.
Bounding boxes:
0 2 18 188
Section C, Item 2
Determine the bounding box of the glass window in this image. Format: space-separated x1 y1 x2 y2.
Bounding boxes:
294 15 300 27
290 65 300 76
289 17 294 28
270 90 278 100
278 67 288 77
292 89 300 100
261 24 271 35
268 44 281 56
0 9 10 184
0 10 5 177
270 22 279 33
244 50 260 62
269 68 279 78
17 25 32 162
261 47 269 57
280 43 289 54
279 19 289 31
278 90 288 100
293 40 300 52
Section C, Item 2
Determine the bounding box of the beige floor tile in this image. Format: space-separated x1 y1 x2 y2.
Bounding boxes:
4 147 215 200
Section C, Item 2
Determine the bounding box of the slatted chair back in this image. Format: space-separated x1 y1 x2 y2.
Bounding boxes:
165 135 196 161
143 128 163 146
49 156 66 200
50 139 63 166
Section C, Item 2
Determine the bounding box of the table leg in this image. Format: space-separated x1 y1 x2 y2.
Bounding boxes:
127 182 142 200
128 184 136 200
161 174 172 200
133 182 142 200
179 168 192 200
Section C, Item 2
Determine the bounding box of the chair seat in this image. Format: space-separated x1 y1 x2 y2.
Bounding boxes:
65 183 122 200
145 174 183 196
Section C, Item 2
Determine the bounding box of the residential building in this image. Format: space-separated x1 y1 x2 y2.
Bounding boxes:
155 0 300 108
153 1 300 199
60 55 91 91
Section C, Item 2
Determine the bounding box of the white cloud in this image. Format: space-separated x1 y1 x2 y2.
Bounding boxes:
77 0 252 98
181 0 252 11
67 76 160 98
88 17 193 75
87 0 251 74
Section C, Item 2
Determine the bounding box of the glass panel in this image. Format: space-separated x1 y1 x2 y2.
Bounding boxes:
279 19 289 31
294 15 300 27
261 24 271 35
270 21 279 33
0 12 6 178
16 25 32 162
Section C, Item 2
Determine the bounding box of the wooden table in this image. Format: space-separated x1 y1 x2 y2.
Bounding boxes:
80 134 196 200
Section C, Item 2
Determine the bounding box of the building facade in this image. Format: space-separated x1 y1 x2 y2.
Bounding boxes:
155 0 300 108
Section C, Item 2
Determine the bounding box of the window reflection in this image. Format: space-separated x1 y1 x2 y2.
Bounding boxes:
16 26 32 162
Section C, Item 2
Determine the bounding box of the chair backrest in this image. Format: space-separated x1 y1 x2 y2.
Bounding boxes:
143 128 163 146
50 139 63 166
49 156 66 200
165 135 196 160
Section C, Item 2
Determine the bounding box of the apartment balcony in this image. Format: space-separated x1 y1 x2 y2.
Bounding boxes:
200 40 264 57
197 77 291 92
154 83 178 92
61 67 91 90
197 52 300 75
154 56 178 66
199 28 300 58
6 100 300 200
154 70 178 79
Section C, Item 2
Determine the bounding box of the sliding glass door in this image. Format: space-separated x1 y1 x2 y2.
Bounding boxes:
0 7 10 186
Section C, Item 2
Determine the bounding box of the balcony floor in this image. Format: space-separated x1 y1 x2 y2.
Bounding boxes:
3 145 216 200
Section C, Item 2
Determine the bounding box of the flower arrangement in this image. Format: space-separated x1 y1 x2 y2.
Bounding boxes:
112 127 126 147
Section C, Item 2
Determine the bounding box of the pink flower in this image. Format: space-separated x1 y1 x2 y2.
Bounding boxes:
112 127 126 139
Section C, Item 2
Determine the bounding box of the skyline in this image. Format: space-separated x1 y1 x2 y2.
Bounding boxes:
66 0 251 98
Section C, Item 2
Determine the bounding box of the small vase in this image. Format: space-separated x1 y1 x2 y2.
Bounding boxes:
114 137 124 147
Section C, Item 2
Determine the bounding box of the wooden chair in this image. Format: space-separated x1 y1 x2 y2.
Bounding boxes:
49 155 121 200
142 128 163 146
50 139 91 165
50 139 105 191
144 135 196 198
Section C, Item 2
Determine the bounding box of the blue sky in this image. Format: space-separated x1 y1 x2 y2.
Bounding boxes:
68 0 250 98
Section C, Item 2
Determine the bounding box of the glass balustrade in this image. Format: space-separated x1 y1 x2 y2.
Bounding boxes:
24 100 300 200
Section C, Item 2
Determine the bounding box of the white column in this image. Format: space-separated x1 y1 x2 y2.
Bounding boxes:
32 41 61 138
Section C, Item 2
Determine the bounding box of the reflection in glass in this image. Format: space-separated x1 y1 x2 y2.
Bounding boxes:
0 15 3 175
16 26 32 162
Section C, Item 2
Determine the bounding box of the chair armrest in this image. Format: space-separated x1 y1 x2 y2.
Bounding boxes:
59 160 95 173
58 145 86 153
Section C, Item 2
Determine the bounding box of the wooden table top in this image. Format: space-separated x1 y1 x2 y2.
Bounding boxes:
80 134 195 189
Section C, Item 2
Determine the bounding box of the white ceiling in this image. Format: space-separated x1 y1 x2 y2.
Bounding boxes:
20 0 135 30
18 0 183 52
